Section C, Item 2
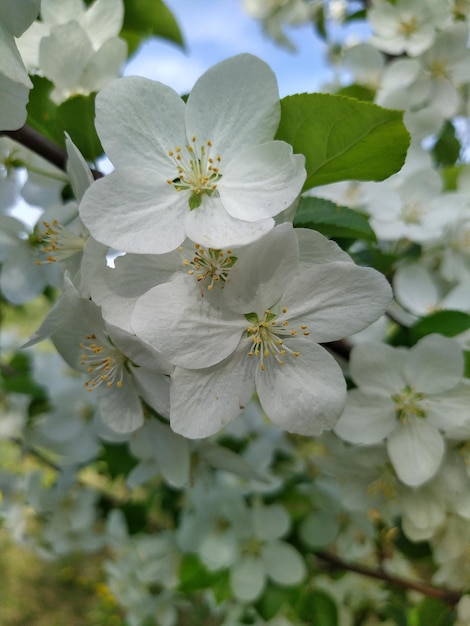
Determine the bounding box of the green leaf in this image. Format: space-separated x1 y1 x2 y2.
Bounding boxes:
432 121 461 167
296 589 338 625
26 76 62 145
123 0 184 47
464 350 470 378
416 597 456 626
99 442 138 479
294 196 376 242
383 603 410 626
276 93 410 190
57 94 103 162
255 585 292 621
335 84 375 102
409 310 470 344
179 554 229 595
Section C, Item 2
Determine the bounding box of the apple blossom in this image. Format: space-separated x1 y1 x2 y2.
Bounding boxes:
334 334 470 487
79 54 307 253
132 223 392 438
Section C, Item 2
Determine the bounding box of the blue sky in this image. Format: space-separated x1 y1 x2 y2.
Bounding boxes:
124 0 334 96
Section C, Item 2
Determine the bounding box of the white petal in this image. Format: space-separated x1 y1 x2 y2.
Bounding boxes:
39 23 92 94
349 342 407 395
132 368 171 419
404 334 464 393
393 264 439 316
96 372 144 433
283 262 392 342
253 504 290 541
169 346 255 439
80 169 187 253
200 531 239 570
223 223 299 314
3 0 40 36
1 243 48 304
95 76 186 170
184 195 274 249
131 420 190 488
220 142 306 221
65 134 93 201
230 555 266 602
261 540 306 586
132 274 244 369
83 0 124 47
426 382 470 436
334 389 396 444
256 340 347 435
387 420 445 487
296 227 352 267
186 54 280 157
80 37 127 95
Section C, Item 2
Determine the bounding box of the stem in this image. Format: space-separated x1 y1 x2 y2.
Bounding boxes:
1 125 103 180
314 549 462 607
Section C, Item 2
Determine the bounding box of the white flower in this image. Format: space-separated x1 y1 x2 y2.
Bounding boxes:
16 0 127 104
243 0 320 51
394 264 470 317
335 334 470 487
26 276 172 433
0 0 40 130
80 54 307 253
132 223 392 438
368 0 448 57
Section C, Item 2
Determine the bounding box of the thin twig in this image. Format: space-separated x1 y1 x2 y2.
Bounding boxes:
1 125 103 180
314 550 462 607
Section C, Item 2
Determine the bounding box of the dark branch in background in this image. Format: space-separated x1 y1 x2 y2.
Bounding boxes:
1 125 103 180
314 550 462 608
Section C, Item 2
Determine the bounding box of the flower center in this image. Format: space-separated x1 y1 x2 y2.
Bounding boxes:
35 219 87 264
391 385 427 423
245 307 309 371
179 243 237 294
79 334 126 391
398 15 418 37
166 136 222 210
400 200 423 225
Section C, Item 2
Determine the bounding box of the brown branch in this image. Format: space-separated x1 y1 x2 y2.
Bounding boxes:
314 549 462 607
1 125 103 180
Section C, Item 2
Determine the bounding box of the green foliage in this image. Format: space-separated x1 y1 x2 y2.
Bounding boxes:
57 95 103 163
122 0 184 51
27 78 103 162
295 588 338 625
26 76 61 143
179 554 230 600
255 584 293 620
432 121 461 167
414 597 456 626
99 442 138 479
294 196 376 242
276 93 410 190
409 310 470 344
335 84 375 102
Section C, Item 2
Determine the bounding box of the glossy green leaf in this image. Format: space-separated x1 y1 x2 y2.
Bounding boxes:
409 310 470 344
276 93 410 190
26 76 62 145
123 0 184 47
294 196 376 241
57 94 103 163
432 121 461 167
335 84 375 102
